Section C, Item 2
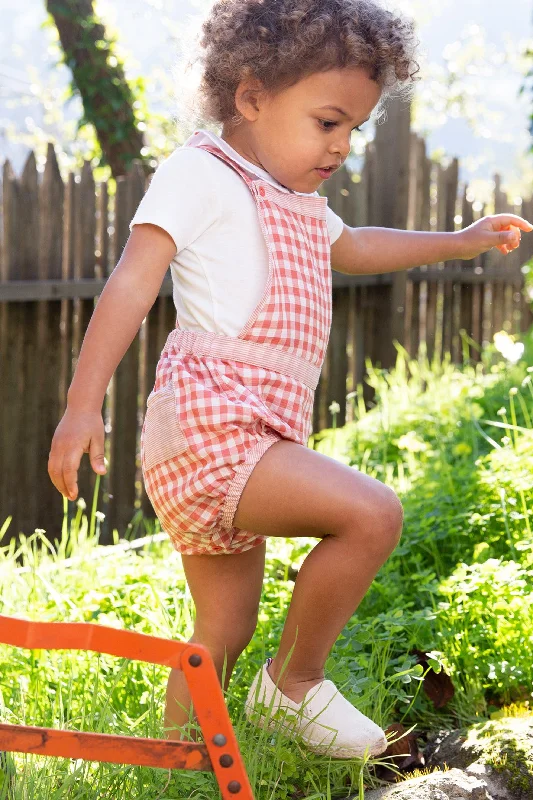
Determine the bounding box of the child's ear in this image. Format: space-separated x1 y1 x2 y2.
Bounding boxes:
235 76 265 121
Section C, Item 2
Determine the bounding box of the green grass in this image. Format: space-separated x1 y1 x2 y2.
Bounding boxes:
1 326 532 799
0 522 408 799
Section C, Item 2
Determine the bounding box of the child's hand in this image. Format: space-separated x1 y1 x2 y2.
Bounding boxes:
48 409 107 501
455 213 533 260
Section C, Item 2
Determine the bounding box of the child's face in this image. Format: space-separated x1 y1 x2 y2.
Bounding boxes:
225 67 382 193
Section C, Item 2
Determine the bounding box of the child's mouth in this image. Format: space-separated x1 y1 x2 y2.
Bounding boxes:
316 167 335 179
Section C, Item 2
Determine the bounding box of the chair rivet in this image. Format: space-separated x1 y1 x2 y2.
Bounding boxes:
188 653 202 667
228 780 241 794
219 753 233 768
212 733 227 746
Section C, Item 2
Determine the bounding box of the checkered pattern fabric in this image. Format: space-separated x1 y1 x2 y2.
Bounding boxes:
141 142 332 555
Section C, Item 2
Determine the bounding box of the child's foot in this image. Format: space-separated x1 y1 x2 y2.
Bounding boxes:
245 658 388 759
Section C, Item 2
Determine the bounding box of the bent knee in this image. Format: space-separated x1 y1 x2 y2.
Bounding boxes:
381 487 404 531
343 484 404 556
193 610 259 658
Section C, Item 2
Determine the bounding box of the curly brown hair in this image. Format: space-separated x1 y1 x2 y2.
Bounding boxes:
193 0 421 127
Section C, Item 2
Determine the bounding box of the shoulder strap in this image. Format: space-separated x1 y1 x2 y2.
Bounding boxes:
188 142 255 188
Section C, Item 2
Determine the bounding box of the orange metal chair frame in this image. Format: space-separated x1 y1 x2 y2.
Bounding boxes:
0 614 254 800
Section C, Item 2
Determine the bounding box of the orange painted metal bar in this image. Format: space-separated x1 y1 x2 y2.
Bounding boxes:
0 725 211 771
0 614 254 800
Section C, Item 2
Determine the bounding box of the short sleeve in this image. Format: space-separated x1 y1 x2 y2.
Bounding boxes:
326 205 345 245
129 147 220 252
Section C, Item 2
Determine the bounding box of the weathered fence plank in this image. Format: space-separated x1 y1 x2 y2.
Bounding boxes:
105 164 146 541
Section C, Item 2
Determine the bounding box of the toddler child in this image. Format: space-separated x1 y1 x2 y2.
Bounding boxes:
48 0 531 759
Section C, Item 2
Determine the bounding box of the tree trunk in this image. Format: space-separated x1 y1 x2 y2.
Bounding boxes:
46 0 147 178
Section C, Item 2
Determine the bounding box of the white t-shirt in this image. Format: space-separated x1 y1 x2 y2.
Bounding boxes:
129 129 345 336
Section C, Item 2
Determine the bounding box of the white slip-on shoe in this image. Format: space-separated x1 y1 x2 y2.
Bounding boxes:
245 658 389 759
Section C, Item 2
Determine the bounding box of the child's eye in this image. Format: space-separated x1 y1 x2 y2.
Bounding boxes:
318 119 363 132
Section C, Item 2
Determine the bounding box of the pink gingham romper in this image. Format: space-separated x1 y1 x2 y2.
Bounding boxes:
140 138 332 555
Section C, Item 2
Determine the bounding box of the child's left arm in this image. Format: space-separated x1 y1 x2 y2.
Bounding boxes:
330 213 533 275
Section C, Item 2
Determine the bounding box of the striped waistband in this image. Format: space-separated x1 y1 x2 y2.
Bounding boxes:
164 329 321 391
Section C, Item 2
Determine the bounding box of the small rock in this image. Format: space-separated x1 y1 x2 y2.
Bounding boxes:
423 715 533 800
466 761 513 800
424 728 471 769
362 767 489 799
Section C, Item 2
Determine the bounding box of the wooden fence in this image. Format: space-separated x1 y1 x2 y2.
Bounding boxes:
1 98 532 543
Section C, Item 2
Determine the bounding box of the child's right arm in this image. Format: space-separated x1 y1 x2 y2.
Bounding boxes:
48 223 177 502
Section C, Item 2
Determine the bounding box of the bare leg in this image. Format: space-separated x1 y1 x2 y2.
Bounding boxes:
165 542 266 740
232 440 404 702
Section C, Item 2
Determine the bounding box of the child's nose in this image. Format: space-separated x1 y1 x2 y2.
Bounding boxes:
330 136 351 160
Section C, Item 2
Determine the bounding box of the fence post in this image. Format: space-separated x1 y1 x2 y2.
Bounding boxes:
367 95 411 370
106 161 146 542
